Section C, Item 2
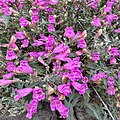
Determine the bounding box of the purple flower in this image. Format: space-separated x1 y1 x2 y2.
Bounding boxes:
105 14 118 25
107 85 115 95
91 18 101 27
71 82 88 94
50 97 62 111
63 57 80 70
114 28 120 33
6 62 16 72
48 15 56 23
45 35 55 51
110 57 116 64
21 39 29 48
88 0 98 9
26 99 38 119
33 87 45 101
49 0 59 5
31 9 39 15
57 104 69 119
110 47 119 56
107 76 115 86
67 69 83 81
58 83 72 96
77 38 87 48
15 31 26 40
0 79 17 86
92 52 100 61
82 76 88 83
91 73 101 81
31 15 39 24
3 72 14 79
14 88 33 101
52 43 64 54
6 50 17 60
98 72 107 79
48 24 55 32
32 39 44 46
64 26 75 38
15 60 34 74
19 16 29 27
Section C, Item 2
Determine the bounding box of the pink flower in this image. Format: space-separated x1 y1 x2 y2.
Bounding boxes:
48 24 55 32
107 76 115 86
77 38 87 48
67 69 83 81
15 31 26 40
87 0 98 9
49 0 59 5
63 57 80 70
82 76 88 83
19 16 29 27
71 82 88 94
6 62 16 72
92 52 100 61
64 26 75 38
107 85 115 95
118 71 120 79
110 57 116 64
45 35 55 51
2 72 14 79
91 18 101 27
32 39 44 46
33 87 45 101
105 14 118 25
91 73 101 81
21 39 29 48
14 88 33 101
0 79 17 86
114 28 120 33
6 50 17 60
57 104 69 119
52 43 64 54
48 15 56 23
31 15 39 24
26 99 38 119
58 83 72 96
110 47 119 56
50 97 63 111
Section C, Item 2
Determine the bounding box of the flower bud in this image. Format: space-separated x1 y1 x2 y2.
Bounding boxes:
62 75 67 83
47 86 54 95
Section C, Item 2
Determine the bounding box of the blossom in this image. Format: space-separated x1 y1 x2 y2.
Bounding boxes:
32 39 44 46
63 57 80 70
21 39 29 48
19 16 29 27
64 26 75 38
26 99 38 119
57 104 69 119
3 72 14 79
50 97 63 111
48 24 55 32
33 87 45 101
49 0 59 5
14 88 33 101
6 50 18 60
107 76 115 86
77 38 87 48
87 0 98 9
110 47 119 56
52 43 64 54
0 79 18 86
71 82 88 94
67 69 83 81
91 18 101 27
107 85 115 95
58 83 72 96
92 52 100 61
31 15 39 24
15 31 26 40
91 73 101 81
118 71 120 79
110 57 116 64
98 72 107 79
114 28 120 33
105 14 118 25
82 76 88 83
48 15 56 23
45 35 55 51
6 62 16 72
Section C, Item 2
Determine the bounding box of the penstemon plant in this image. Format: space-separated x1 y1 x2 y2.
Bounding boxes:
0 0 120 120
